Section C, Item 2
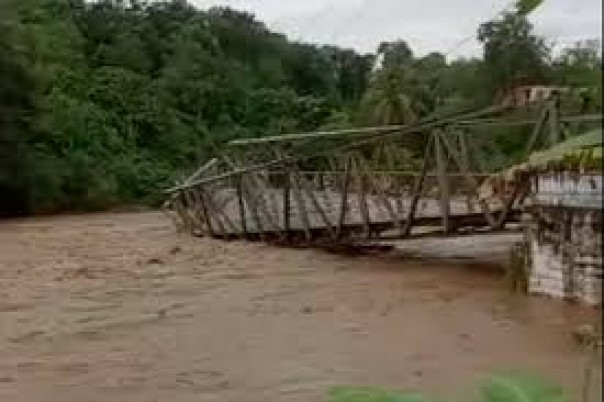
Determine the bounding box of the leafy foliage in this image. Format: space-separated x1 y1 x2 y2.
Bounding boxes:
0 21 36 216
481 372 566 402
0 0 600 215
552 40 603 111
528 128 603 169
329 387 427 402
328 372 567 402
515 0 544 16
478 12 551 95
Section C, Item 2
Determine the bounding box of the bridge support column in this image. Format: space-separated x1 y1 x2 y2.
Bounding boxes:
434 131 451 234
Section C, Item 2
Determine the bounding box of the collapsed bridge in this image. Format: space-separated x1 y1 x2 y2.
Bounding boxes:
164 99 602 246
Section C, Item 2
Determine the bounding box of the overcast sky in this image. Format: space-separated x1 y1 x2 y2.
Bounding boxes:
191 0 602 58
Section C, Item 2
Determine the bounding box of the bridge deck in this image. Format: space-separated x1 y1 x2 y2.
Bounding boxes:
196 188 518 241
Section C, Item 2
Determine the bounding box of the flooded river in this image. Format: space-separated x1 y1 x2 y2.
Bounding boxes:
0 212 599 401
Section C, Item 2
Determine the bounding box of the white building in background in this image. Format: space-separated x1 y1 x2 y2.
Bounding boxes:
498 85 571 107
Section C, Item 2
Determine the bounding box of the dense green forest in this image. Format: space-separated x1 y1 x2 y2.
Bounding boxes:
0 0 601 216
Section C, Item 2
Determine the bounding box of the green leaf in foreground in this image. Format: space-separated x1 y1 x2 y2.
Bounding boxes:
481 372 567 402
328 387 428 402
516 0 544 16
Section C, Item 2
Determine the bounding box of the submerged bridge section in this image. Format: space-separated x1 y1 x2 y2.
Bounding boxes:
165 100 602 246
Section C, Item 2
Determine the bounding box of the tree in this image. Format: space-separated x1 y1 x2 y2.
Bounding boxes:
552 40 602 111
0 0 370 214
359 41 447 127
478 11 551 97
0 24 37 216
438 58 491 110
322 46 374 104
360 68 417 126
377 40 414 70
0 0 596 216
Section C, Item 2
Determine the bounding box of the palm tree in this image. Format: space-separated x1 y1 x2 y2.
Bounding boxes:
360 67 417 126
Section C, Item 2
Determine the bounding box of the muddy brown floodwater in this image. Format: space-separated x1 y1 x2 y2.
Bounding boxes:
0 212 600 401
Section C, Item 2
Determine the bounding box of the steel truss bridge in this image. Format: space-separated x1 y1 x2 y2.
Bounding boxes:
165 99 602 247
